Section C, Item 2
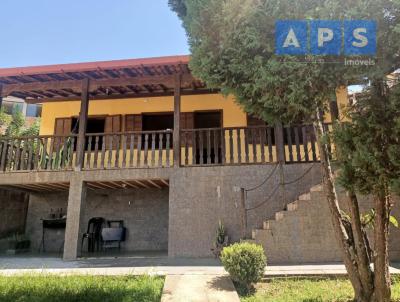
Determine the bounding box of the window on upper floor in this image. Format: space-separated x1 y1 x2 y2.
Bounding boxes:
26 104 42 117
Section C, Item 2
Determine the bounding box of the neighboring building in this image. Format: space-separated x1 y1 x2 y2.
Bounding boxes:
0 55 398 263
0 96 42 133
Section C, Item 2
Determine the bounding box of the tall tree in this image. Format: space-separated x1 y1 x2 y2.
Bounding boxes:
334 80 400 301
170 0 400 301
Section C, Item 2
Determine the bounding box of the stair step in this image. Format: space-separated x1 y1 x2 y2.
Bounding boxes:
241 239 256 244
287 201 298 211
299 193 311 201
275 211 285 221
263 220 274 230
310 184 323 192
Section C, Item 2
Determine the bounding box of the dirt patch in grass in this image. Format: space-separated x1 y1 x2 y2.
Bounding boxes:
0 275 164 302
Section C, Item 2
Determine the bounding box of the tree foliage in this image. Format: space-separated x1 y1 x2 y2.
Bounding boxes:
170 1 400 300
0 108 12 130
170 0 400 124
1 110 40 137
334 82 400 196
5 110 25 137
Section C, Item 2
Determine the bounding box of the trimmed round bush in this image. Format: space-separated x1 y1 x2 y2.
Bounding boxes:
220 242 267 292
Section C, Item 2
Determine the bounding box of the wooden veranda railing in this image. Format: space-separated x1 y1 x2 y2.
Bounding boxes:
0 134 78 172
0 124 332 172
180 124 327 166
83 130 173 169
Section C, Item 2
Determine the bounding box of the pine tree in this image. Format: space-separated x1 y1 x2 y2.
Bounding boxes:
170 0 400 300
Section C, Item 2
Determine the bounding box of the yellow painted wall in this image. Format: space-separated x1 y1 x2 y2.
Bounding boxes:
40 88 348 135
40 94 247 135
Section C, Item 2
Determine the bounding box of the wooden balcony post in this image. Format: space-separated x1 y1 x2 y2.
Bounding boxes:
329 98 339 122
274 122 285 164
173 73 181 168
275 122 286 205
75 78 90 171
0 84 3 110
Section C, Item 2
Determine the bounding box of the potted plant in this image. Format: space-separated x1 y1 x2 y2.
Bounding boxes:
211 220 229 258
7 233 30 255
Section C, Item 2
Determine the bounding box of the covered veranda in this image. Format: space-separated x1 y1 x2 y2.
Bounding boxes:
0 173 170 260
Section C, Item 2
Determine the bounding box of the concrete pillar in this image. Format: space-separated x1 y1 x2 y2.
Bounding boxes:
63 177 86 260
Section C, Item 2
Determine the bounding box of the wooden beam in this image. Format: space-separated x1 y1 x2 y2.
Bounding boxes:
7 184 41 192
122 181 139 189
87 182 106 190
44 183 70 190
110 181 124 188
148 179 162 189
75 78 90 170
132 179 150 188
0 84 2 109
16 183 54 192
98 182 118 189
29 183 64 192
24 88 215 104
173 73 181 168
160 179 169 187
2 74 195 97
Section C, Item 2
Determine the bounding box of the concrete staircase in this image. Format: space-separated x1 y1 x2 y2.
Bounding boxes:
250 183 343 264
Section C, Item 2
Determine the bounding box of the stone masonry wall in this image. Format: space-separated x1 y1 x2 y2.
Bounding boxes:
0 189 29 251
168 163 322 257
26 188 169 253
254 185 400 264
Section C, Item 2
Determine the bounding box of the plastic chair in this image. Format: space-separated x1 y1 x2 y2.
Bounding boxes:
81 217 105 254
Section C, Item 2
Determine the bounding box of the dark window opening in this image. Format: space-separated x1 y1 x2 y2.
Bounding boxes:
71 117 106 150
142 113 174 148
142 113 174 131
194 111 222 164
194 111 222 129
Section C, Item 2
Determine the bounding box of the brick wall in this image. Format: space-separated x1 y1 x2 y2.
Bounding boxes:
0 189 29 238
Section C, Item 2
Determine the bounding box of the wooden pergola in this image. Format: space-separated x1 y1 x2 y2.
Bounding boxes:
0 55 216 170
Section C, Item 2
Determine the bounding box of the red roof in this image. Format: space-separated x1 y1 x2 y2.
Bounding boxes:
0 55 215 102
0 55 190 78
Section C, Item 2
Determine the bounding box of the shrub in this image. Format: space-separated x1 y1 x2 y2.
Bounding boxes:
220 242 266 293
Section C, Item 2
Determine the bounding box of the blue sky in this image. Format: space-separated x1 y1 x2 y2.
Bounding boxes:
0 0 189 68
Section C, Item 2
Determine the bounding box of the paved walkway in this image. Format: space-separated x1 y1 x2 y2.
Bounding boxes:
1 257 400 302
161 275 240 302
1 256 400 276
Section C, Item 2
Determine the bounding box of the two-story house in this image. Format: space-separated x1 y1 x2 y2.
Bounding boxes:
0 55 399 263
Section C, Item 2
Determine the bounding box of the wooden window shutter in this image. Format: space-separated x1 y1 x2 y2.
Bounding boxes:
246 114 267 146
180 112 194 130
105 115 122 149
125 114 142 132
54 118 72 135
180 112 194 147
125 114 142 147
247 114 266 126
105 115 122 133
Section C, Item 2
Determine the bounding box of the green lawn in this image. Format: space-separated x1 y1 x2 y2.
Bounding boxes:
241 277 400 302
0 275 164 302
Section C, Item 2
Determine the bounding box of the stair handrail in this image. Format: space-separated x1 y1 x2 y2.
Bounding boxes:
244 163 279 192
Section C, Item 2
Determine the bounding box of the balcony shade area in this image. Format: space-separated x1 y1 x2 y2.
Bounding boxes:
0 55 213 103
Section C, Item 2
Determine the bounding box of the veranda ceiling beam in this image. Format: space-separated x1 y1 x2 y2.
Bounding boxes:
1 74 194 97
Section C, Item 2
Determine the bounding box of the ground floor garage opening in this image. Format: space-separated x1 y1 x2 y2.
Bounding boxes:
0 179 169 260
